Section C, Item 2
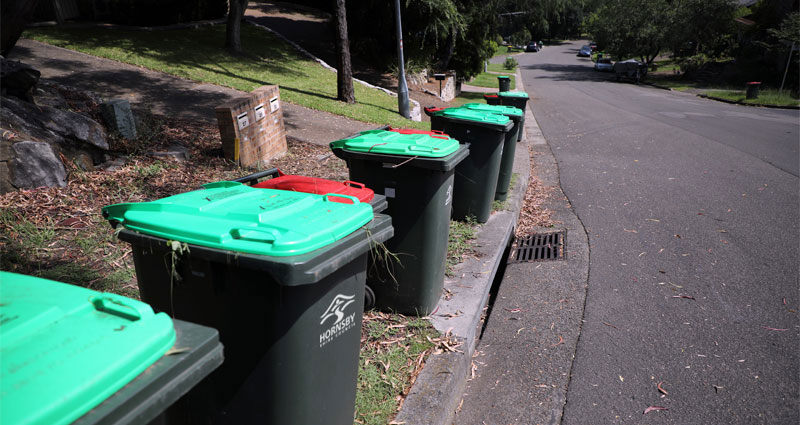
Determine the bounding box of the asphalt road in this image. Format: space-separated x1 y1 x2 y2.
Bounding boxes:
520 41 799 424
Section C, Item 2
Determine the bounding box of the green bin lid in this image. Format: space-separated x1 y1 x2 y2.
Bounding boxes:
459 103 522 118
330 130 460 157
432 108 511 127
0 271 175 425
498 91 529 99
102 181 374 257
497 75 511 80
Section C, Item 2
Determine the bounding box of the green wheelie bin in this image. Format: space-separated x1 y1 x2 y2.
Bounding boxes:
102 182 393 425
330 130 468 316
430 108 513 223
457 103 523 202
497 75 511 92
497 91 530 141
0 272 222 425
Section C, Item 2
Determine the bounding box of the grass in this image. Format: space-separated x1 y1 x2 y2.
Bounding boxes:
492 173 519 212
468 72 515 90
24 24 428 130
488 62 516 73
646 75 800 107
450 92 488 107
446 216 479 276
700 88 800 107
493 45 516 57
355 314 439 425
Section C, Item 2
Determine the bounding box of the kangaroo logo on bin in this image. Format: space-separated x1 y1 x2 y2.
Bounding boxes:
320 293 355 325
319 294 358 348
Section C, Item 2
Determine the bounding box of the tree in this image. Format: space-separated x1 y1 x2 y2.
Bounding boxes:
225 0 249 53
1 0 42 56
333 0 355 103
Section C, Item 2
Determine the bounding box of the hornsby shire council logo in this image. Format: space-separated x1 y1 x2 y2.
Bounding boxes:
319 294 357 348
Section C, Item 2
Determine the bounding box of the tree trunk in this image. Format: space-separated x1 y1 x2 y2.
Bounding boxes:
1 0 42 57
333 0 355 103
226 0 249 54
435 26 458 71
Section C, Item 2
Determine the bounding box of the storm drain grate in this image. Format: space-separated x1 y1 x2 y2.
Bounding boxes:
509 231 566 263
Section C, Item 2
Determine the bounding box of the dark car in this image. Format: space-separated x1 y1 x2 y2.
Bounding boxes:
526 42 540 52
577 45 592 57
589 42 598 52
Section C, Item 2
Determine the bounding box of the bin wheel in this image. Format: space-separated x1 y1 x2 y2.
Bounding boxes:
364 285 376 310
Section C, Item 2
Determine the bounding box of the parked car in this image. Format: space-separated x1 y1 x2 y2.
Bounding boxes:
577 45 592 57
589 42 598 52
594 57 613 72
526 42 540 52
613 59 648 83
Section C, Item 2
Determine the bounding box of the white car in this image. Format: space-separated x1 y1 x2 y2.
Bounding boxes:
594 57 613 72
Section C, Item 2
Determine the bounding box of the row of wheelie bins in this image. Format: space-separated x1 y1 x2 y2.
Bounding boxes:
1 93 530 425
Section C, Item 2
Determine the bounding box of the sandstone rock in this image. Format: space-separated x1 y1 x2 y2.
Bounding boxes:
101 99 137 139
11 141 67 189
2 94 108 150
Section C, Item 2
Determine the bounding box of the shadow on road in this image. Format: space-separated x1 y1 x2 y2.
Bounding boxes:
523 62 618 83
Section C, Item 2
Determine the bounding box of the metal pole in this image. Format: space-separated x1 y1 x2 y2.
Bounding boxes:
394 0 410 118
779 42 794 95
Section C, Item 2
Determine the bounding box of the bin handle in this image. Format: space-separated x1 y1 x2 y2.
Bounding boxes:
343 181 365 189
323 194 359 205
230 228 277 243
91 294 147 321
232 168 283 185
408 145 434 153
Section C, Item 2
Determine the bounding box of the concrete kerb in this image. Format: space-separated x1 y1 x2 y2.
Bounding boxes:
394 67 536 425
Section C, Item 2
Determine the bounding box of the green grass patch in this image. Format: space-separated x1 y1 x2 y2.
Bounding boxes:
493 45 515 57
646 75 694 91
24 25 427 129
450 92 489 107
446 216 478 276
488 62 516 73
701 89 800 107
468 72 515 90
492 173 518 211
356 314 438 425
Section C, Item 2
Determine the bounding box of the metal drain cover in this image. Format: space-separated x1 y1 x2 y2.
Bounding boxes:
509 231 566 263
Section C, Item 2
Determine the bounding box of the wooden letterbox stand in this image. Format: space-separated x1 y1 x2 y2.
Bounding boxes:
215 85 287 167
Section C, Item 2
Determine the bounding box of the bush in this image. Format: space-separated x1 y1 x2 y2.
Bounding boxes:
503 56 518 70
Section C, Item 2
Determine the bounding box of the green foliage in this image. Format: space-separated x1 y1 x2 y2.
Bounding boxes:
586 0 738 63
503 56 519 70
767 11 800 46
509 28 531 47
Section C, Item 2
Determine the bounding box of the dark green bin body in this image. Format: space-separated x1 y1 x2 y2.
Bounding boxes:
497 75 511 92
430 115 513 223
332 145 468 316
117 215 393 425
458 104 522 202
75 320 224 425
498 92 530 142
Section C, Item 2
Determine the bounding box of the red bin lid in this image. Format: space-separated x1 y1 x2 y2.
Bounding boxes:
252 174 375 203
387 127 450 138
